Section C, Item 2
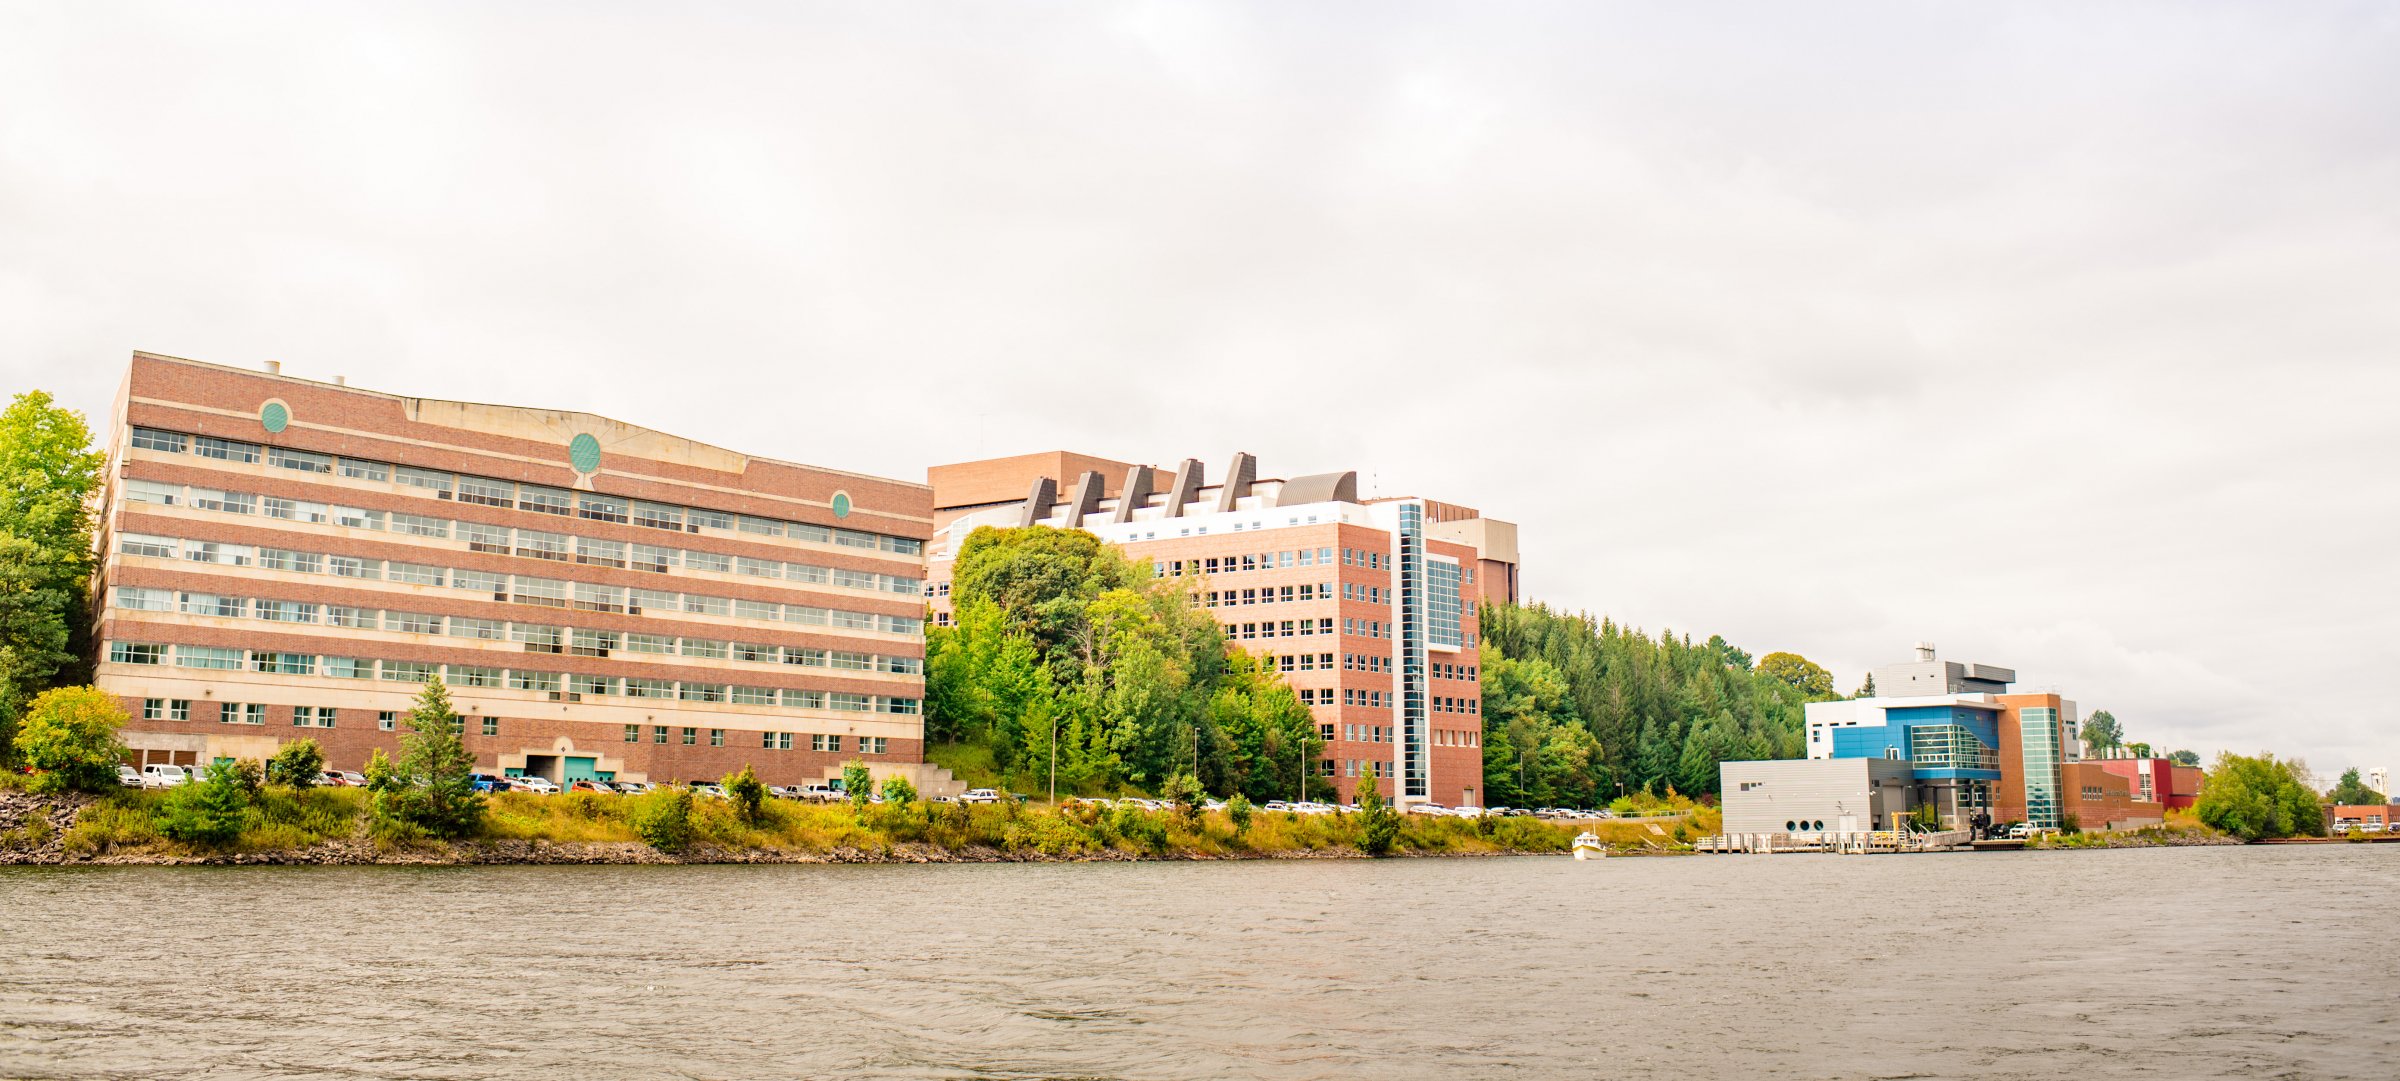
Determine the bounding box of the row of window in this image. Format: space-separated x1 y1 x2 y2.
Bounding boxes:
1265 652 1337 673
1159 549 1340 576
1331 724 1477 746
1433 695 1479 715
1228 619 1335 642
144 697 402 731
112 586 921 675
116 532 923 636
1204 583 1340 607
106 642 921 714
621 725 889 754
129 426 921 555
120 477 922 594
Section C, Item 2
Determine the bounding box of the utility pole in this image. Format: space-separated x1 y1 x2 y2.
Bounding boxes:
1048 712 1059 806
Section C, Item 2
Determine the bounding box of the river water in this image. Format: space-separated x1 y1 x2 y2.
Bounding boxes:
3 845 2394 1080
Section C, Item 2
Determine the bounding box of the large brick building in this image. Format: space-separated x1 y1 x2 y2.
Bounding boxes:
924 451 1520 809
92 351 949 791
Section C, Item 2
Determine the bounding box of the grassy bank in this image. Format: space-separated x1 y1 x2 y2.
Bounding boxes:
1 785 1715 865
2025 811 2240 849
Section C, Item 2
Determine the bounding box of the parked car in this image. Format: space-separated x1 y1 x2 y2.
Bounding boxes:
469 773 511 793
1262 800 1292 812
768 784 804 800
140 763 193 788
515 776 561 794
2008 823 2031 839
327 770 368 787
1405 802 1449 816
1451 806 1487 818
116 764 144 788
690 783 727 799
1291 801 1339 815
958 788 1002 804
568 780 617 794
798 783 841 802
614 781 654 795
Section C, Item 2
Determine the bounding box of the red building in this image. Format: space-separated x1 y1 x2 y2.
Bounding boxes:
2093 757 2204 811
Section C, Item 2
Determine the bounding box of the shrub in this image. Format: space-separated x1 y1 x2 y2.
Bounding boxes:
1357 787 1401 857
632 788 696 852
231 758 264 798
1105 801 1168 853
156 760 249 847
723 764 768 825
266 739 325 789
1227 793 1254 836
1164 771 1204 829
879 775 918 806
843 761 873 814
14 686 128 793
1003 813 1095 857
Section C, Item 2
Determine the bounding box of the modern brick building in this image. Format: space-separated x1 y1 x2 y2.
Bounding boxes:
91 351 950 791
924 451 1519 809
2058 761 2165 831
2092 756 2203 811
1793 644 2160 831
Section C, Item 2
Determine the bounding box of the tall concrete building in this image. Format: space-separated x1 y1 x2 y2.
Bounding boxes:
924 451 1519 808
92 351 947 791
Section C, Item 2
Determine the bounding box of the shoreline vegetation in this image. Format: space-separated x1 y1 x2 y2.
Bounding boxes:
0 784 1719 867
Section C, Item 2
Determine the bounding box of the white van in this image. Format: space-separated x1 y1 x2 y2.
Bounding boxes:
141 763 194 788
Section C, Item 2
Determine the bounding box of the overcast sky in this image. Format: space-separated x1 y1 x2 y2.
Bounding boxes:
4 2 2394 778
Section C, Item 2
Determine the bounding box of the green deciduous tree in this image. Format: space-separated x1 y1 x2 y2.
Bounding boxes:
1756 652 1835 699
372 677 484 839
266 739 325 789
2081 710 2123 758
2167 749 2201 767
2327 768 2385 806
0 392 105 761
878 774 918 805
2195 752 2324 841
14 686 127 793
157 760 251 847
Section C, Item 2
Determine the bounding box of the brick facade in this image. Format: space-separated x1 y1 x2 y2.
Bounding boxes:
93 352 933 788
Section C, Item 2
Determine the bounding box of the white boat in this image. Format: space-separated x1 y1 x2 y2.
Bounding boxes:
1572 831 1605 860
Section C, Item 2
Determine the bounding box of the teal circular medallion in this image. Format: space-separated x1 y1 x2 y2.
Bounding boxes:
568 433 602 475
260 400 290 434
830 491 853 519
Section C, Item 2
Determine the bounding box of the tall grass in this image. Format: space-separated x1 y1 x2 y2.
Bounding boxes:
34 782 1606 861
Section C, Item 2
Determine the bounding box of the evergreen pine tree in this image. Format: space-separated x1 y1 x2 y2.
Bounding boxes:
382 676 484 839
